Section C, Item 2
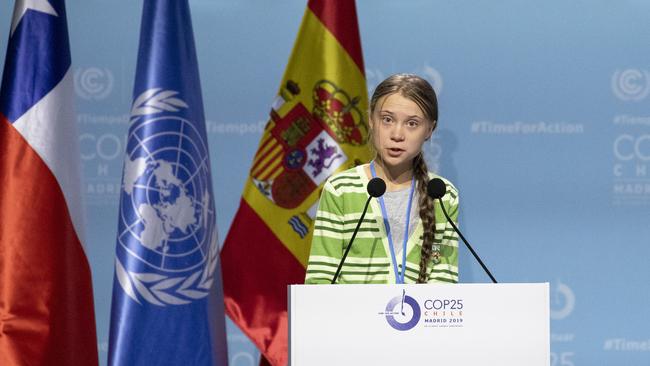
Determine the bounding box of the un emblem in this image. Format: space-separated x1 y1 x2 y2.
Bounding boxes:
115 88 218 306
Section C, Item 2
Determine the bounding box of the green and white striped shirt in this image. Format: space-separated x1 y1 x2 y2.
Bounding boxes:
305 164 460 284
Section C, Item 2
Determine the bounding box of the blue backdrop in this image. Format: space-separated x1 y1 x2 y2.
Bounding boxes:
1 1 649 365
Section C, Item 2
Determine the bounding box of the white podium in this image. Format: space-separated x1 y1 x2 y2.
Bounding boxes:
289 283 549 366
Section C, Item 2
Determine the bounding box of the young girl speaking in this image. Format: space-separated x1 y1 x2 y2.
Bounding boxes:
305 74 459 284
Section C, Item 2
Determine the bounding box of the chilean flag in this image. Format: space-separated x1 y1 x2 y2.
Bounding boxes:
0 1 99 365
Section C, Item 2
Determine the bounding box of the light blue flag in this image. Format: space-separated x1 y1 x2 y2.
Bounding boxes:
108 1 228 365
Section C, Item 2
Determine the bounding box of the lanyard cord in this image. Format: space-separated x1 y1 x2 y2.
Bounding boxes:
370 161 416 284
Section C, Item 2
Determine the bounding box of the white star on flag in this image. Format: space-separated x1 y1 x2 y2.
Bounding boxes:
11 0 59 35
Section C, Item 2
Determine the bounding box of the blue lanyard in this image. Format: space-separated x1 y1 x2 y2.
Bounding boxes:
370 161 416 284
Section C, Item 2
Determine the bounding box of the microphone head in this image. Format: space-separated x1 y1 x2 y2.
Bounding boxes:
427 178 447 199
367 177 386 198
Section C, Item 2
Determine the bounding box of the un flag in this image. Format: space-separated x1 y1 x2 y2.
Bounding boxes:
108 1 228 365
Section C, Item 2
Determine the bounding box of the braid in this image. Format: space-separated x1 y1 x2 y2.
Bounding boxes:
413 153 436 283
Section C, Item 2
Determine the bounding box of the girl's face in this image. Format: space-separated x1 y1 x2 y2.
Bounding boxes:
370 92 433 174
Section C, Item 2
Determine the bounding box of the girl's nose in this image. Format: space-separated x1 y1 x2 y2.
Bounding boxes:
390 123 405 141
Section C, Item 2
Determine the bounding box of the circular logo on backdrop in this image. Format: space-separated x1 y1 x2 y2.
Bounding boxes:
611 69 650 101
74 67 114 100
421 64 443 96
385 291 421 331
550 281 575 320
115 89 218 306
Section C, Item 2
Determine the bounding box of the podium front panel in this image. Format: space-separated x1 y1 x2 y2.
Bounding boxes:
289 283 549 366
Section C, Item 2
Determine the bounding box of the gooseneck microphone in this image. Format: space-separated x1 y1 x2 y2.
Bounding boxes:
427 178 498 283
331 177 386 284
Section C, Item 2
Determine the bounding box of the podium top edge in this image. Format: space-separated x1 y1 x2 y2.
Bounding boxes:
289 282 550 288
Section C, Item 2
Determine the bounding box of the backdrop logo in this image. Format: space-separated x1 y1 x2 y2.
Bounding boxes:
612 133 650 205
611 69 650 101
613 134 650 162
382 289 421 331
550 281 575 320
420 64 443 96
74 67 114 100
78 114 128 205
79 130 124 205
80 133 123 162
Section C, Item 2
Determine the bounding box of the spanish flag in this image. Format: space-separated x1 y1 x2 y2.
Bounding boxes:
220 1 370 364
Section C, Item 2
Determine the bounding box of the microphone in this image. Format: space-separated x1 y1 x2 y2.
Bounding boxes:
367 177 387 198
427 178 498 283
331 177 386 283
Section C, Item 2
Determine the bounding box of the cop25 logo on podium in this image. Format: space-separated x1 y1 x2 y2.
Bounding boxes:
383 289 422 331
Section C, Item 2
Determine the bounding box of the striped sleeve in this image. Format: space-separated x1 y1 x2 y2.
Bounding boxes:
305 179 344 284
